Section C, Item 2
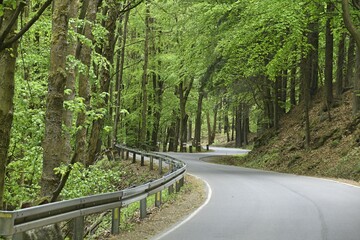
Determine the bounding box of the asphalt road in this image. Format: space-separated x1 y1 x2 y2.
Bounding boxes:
153 147 360 240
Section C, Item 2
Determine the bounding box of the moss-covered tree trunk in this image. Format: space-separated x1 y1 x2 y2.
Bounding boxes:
41 0 70 197
75 0 98 167
0 8 18 210
88 0 119 165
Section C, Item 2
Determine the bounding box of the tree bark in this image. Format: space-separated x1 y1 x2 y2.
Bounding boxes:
74 0 98 166
0 7 18 209
324 2 334 109
88 0 120 165
63 0 79 165
341 0 360 115
139 0 150 149
41 0 70 197
336 32 346 97
113 6 130 145
345 36 355 88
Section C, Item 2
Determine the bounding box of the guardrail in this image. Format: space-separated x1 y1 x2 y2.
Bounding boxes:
0 145 186 240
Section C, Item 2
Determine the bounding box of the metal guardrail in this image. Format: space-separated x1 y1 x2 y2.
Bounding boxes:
0 145 186 240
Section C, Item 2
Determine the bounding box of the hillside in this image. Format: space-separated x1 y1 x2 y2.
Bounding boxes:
225 91 360 182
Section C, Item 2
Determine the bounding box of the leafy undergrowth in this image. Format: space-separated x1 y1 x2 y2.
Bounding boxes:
217 91 360 183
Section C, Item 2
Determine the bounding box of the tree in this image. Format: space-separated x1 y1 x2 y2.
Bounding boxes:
341 0 360 115
41 0 70 198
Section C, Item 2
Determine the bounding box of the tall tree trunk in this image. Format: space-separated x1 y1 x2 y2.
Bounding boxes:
194 91 204 152
290 65 297 108
41 0 70 197
235 104 243 148
63 0 79 164
178 79 193 151
113 7 130 145
210 104 218 144
88 1 120 165
336 32 346 97
281 70 288 113
273 76 281 130
345 36 355 88
224 111 230 142
300 43 312 149
75 0 98 166
0 8 18 209
309 24 320 98
140 0 150 149
324 2 334 109
206 111 212 145
341 0 360 115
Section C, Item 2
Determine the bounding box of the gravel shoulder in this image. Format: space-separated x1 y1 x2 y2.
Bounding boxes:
108 174 207 240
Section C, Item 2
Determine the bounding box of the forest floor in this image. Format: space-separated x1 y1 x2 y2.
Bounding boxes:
107 174 207 240
213 90 360 183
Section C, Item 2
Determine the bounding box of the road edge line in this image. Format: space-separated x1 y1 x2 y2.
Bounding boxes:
151 173 212 240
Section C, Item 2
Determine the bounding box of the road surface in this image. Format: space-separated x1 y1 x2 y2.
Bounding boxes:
153 147 360 240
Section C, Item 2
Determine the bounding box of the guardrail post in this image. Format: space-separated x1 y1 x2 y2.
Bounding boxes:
189 145 193 153
141 154 145 166
155 191 162 207
73 216 85 240
149 156 154 170
132 152 136 163
140 199 147 219
176 180 181 192
111 207 121 235
126 150 129 160
158 159 162 175
180 176 185 187
168 184 174 194
121 149 125 160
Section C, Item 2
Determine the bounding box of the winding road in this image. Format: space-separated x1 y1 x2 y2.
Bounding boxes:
153 147 360 240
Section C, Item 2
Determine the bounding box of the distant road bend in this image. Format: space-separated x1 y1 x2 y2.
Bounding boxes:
153 147 360 240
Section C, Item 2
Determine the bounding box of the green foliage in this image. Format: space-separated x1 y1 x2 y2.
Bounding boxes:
58 159 127 199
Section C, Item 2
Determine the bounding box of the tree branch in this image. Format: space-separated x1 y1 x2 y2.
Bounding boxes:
0 0 53 51
342 0 360 50
120 0 144 14
0 2 26 46
50 152 77 203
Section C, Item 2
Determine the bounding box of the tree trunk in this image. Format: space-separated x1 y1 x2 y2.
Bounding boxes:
140 0 150 149
224 111 230 142
353 50 360 114
41 0 70 197
341 0 360 115
206 111 212 145
235 104 243 148
345 36 355 88
63 0 79 164
75 0 98 166
324 2 334 109
290 65 297 108
178 79 193 152
300 44 311 149
336 32 346 97
309 23 320 98
87 1 119 166
194 91 204 152
0 8 18 209
113 7 130 145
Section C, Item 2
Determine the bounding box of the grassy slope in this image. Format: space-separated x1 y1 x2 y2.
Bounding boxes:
219 91 360 182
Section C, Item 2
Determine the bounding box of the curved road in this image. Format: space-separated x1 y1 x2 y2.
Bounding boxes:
153 147 360 240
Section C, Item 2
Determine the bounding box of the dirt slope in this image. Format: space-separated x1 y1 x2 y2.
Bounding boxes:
239 91 360 182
